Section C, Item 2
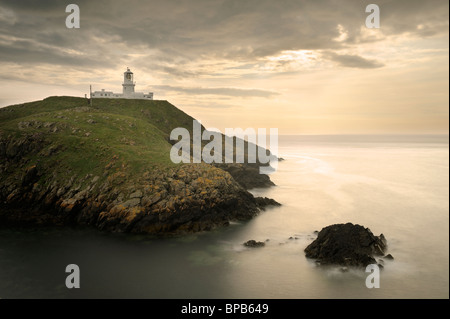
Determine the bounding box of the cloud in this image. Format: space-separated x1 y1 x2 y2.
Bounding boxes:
0 0 446 85
1 0 447 70
0 6 17 25
153 85 279 98
0 36 111 68
323 52 384 69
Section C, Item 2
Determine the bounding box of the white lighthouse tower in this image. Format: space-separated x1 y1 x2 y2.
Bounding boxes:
91 67 154 100
122 67 135 97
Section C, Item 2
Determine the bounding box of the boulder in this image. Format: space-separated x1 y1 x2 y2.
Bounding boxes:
243 240 265 248
304 223 389 268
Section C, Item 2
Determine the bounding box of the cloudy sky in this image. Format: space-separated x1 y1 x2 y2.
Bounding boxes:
0 0 448 134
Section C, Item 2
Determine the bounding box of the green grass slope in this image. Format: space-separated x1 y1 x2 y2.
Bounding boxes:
0 96 193 180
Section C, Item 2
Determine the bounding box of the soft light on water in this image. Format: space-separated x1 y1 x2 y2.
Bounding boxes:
0 135 448 298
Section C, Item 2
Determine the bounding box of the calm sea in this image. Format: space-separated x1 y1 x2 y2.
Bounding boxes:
0 135 448 298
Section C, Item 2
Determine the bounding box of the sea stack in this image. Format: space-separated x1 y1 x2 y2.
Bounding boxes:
304 222 392 268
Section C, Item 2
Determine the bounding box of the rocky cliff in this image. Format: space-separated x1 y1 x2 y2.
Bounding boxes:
0 97 279 235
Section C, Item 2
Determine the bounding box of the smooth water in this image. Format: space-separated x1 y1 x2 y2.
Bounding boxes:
0 135 448 299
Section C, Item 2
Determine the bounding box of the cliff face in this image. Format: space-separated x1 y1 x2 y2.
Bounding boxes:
0 97 278 235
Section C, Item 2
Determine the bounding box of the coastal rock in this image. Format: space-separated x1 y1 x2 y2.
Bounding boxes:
255 196 281 208
243 240 265 248
213 163 275 189
0 157 276 235
304 223 389 268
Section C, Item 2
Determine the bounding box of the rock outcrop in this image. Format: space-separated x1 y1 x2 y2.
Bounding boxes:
0 97 281 236
214 163 275 189
0 137 279 235
243 240 266 248
304 223 391 268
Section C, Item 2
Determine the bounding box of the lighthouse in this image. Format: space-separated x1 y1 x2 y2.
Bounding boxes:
122 67 135 97
91 68 154 100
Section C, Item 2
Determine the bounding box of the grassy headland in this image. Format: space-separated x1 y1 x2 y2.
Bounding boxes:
0 96 278 235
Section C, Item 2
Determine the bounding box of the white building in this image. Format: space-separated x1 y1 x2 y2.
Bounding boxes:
91 68 153 100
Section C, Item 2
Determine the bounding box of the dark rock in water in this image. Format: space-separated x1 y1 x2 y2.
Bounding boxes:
304 223 389 268
214 163 275 189
255 196 281 209
383 254 394 260
243 240 265 248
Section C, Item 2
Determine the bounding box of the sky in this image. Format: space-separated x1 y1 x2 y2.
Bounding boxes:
0 0 448 134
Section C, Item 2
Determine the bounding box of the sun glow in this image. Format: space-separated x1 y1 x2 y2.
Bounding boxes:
263 50 319 71
268 50 316 62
